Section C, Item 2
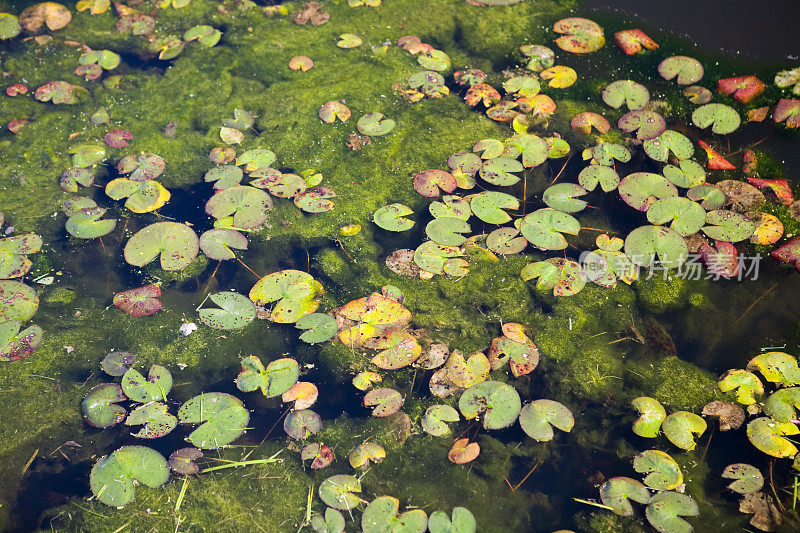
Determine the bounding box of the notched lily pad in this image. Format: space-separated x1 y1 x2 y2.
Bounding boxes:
177 392 249 449
722 463 763 495
198 291 256 330
284 409 322 439
124 222 199 271
459 381 521 430
113 284 162 317
518 399 574 441
122 364 172 403
90 445 169 507
125 401 177 439
661 411 706 450
235 355 299 398
81 383 127 428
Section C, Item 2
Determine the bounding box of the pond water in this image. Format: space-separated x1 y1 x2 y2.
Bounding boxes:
1 1 800 532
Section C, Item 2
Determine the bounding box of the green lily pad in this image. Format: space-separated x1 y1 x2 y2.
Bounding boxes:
106 178 171 213
427 507 477 533
658 55 704 85
663 160 706 189
519 44 554 71
295 186 336 213
236 149 277 173
470 191 519 224
486 227 527 255
503 75 540 97
762 387 800 422
633 450 683 490
122 365 172 403
362 496 428 533
624 225 688 269
364 387 403 417
643 130 694 162
518 208 580 250
602 80 650 110
702 210 755 242
747 417 799 458
413 241 463 276
618 110 667 141
235 355 299 397
249 270 323 323
408 70 447 97
599 477 650 516
447 152 481 188
422 404 460 436
284 409 322 439
542 183 588 213
319 475 361 511
117 153 165 181
417 48 451 71
553 17 605 54
413 169 457 198
661 411 707 450
592 142 631 166
473 138 504 159
59 167 94 192
205 186 272 230
722 464 764 495
578 165 620 192
692 103 741 135
631 396 666 438
34 81 89 105
199 229 248 261
183 24 221 47
426 217 471 246
125 401 178 439
61 196 98 216
479 157 523 186
251 171 308 198
0 280 38 323
746 352 800 386
718 369 764 405
198 291 256 330
619 173 678 211
124 222 199 271
374 204 415 231
90 446 169 507
459 381 521 430
503 134 549 167
295 313 337 344
518 399 574 441
430 196 471 220
645 492 699 533
0 234 42 279
687 184 725 210
81 383 127 428
647 197 706 236
79 49 121 70
311 508 345 533
357 112 395 136
101 351 136 377
348 442 385 468
205 165 244 190
66 207 117 239
177 392 250 449
521 258 585 296
0 13 21 40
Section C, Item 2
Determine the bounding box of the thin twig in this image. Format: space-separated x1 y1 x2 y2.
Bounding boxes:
728 284 778 329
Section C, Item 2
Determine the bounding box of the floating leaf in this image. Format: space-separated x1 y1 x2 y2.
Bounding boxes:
0 281 37 324
702 210 755 242
427 508 476 533
284 409 322 439
430 196 471 221
206 186 272 229
364 387 403 417
504 134 548 167
774 98 800 128
0 234 41 279
661 411 706 450
647 197 706 236
571 112 610 135
106 178 171 213
702 400 745 431
0 13 21 39
295 186 336 213
747 417 799 458
183 24 221 47
34 81 87 105
686 184 725 210
578 165 619 192
625 225 688 269
362 496 427 533
124 222 199 271
591 142 631 167
683 85 713 104
249 270 322 323
618 110 667 141
722 464 764 495
349 442 385 468
518 208 580 250
169 448 203 475
198 291 256 330
125 402 177 439
177 392 249 449
540 65 577 88
772 237 800 271
204 165 244 190
426 217 471 246
718 76 765 104
470 191 519 224
118 153 165 181
282 382 318 410
692 103 741 134
543 183 587 213
295 313 337 344
353 371 382 391
634 450 683 490
422 404 459 437
521 258 585 296
459 381 521 430
614 28 657 55
645 492 699 533
663 160 706 189
631 396 666 438
747 178 794 205
81 383 127 428
289 55 314 71
235 356 299 397
453 68 487 86
357 112 395 136
301 442 333 470
103 129 132 148
413 169 457 198
747 352 800 386
619 173 678 211
101 351 135 377
122 365 172 403
519 44 554 71
417 48 451 71
599 477 650 516
448 438 479 464
739 492 783 532
643 130 694 162
319 475 361 511
486 227 527 255
113 284 162 317
199 229 247 261
553 17 604 53
336 33 362 49
319 101 351 123
602 80 650 111
718 369 764 405
90 446 169 507
518 399 573 441
658 56 704 85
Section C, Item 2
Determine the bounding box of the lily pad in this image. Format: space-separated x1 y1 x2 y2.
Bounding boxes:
364 387 403 417
0 234 42 279
459 381 521 430
319 475 361 511
540 65 577 88
117 153 165 181
430 196 471 220
0 280 38 323
349 442 385 468
647 197 706 236
519 44 554 71
571 112 610 135
422 404 460 436
205 186 272 230
747 417 799 458
747 352 800 386
124 222 199 271
59 167 94 192
631 396 666 438
661 411 707 450
66 207 118 239
503 75 540 97
701 400 745 431
702 210 755 242
470 191 519 224
553 17 605 53
417 48 451 71
295 186 336 213
177 392 249 449
521 258 586 296
199 229 248 261
362 496 427 533
204 165 244 190
578 165 620 192
0 13 21 39
90 446 169 507
198 291 256 330
633 450 683 490
692 103 741 134
718 369 764 405
619 173 679 210
81 383 127 428
624 225 688 269
295 313 337 344
427 508 476 533
101 351 136 377
591 142 631 166
319 101 351 123
687 184 726 210
518 399 574 441
301 442 333 470
184 24 221 47
722 463 764 495
645 492 699 533
542 183 587 213
122 365 172 403
618 110 667 141
106 178 171 213
34 81 88 105
426 217 471 246
125 402 177 439
486 227 527 255
683 85 713 104
643 130 694 162
718 75 765 104
235 356 299 397
249 270 323 323
613 28 658 55
357 112 395 136
414 169 457 198
599 477 650 516
284 409 322 439
113 284 162 317
602 80 650 111
774 98 800 128
663 160 706 189
448 438 480 464
504 134 549 167
282 382 318 410
518 209 580 250
658 56 704 85
169 447 203 475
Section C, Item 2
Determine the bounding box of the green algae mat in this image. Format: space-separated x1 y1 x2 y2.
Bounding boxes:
2 0 800 531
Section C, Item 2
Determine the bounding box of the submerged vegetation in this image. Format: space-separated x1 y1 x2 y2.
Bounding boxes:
1 0 800 531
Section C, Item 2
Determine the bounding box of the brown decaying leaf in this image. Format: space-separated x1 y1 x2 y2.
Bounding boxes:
292 2 329 26
739 492 782 532
702 400 745 431
346 133 371 151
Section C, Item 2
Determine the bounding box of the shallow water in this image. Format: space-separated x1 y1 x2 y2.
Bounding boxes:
1 1 800 532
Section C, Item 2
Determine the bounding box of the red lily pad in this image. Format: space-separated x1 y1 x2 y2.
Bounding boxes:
747 178 794 205
553 17 605 54
618 110 666 141
698 141 735 171
448 438 479 464
364 387 403 417
774 99 800 128
104 130 133 148
301 442 334 469
113 284 162 317
571 112 610 135
698 241 739 279
465 84 500 107
717 76 766 104
169 448 203 475
613 29 657 55
772 237 800 272
413 169 457 197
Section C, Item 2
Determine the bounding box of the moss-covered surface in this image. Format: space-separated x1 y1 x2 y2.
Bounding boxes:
1 0 800 532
